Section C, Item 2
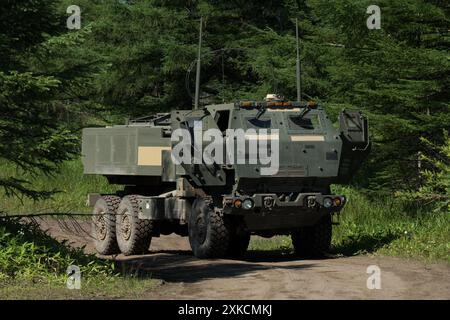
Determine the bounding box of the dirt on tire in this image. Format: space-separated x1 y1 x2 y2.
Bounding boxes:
116 195 153 256
38 218 450 300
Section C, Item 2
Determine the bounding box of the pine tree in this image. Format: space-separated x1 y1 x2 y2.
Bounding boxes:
3 0 445 200
309 0 450 190
0 0 92 200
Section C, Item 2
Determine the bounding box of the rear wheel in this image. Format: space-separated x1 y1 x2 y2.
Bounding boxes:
92 195 121 255
291 214 332 257
116 195 153 255
188 198 231 258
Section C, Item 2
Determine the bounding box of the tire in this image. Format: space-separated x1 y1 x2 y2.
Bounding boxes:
116 195 153 256
291 214 332 257
227 232 250 258
92 195 121 255
188 198 231 258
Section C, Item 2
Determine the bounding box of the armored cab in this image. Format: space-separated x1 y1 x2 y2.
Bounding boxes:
82 97 369 258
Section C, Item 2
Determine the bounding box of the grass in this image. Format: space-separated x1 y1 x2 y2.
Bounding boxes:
0 218 158 299
249 236 293 253
249 186 450 263
0 159 160 299
332 186 449 262
0 277 158 300
0 160 119 214
0 218 115 280
1 159 448 264
0 158 448 299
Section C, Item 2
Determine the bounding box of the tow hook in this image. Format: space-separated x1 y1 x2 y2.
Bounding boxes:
307 196 317 208
263 196 275 209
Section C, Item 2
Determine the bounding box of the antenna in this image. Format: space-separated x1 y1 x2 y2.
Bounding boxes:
295 18 301 104
194 17 203 110
221 50 225 103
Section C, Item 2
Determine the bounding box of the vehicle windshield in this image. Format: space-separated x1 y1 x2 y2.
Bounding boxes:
246 117 272 128
288 114 320 131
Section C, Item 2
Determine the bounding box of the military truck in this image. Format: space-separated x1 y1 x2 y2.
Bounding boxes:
82 19 369 259
82 98 370 258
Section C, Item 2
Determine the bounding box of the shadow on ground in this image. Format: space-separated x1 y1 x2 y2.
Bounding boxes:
332 232 401 256
115 249 316 283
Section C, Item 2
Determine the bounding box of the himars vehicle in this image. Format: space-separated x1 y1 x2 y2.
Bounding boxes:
81 19 370 258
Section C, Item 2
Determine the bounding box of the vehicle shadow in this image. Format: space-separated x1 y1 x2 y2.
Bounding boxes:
115 250 317 283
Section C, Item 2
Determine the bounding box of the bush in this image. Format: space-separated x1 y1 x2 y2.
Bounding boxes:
0 218 116 281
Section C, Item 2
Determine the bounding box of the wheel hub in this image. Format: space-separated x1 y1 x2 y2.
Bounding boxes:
121 213 132 241
195 214 207 244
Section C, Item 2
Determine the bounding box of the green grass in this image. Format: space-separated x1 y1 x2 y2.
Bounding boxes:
0 159 119 214
0 218 158 299
332 186 449 262
249 236 293 253
0 218 115 281
250 186 450 263
0 277 158 300
0 161 160 298
0 158 448 299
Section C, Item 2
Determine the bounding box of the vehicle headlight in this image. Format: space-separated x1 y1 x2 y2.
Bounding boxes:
323 197 333 208
242 198 254 210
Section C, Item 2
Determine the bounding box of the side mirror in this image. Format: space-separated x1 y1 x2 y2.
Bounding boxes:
337 110 371 183
339 110 369 149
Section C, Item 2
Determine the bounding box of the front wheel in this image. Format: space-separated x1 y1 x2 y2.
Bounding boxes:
188 198 231 258
291 214 332 258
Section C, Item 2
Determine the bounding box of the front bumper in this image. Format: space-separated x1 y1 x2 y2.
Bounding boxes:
223 193 345 213
222 193 346 231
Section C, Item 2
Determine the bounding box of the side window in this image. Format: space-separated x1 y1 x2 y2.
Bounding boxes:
215 110 230 132
246 117 272 128
288 115 320 131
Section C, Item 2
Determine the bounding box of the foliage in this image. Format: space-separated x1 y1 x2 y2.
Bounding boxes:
0 218 116 280
62 0 448 194
0 0 99 201
0 71 78 200
0 159 119 214
331 186 449 262
250 186 450 263
396 131 450 212
310 0 450 190
0 0 448 214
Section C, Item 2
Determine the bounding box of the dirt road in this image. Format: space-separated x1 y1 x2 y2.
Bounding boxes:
39 218 450 300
